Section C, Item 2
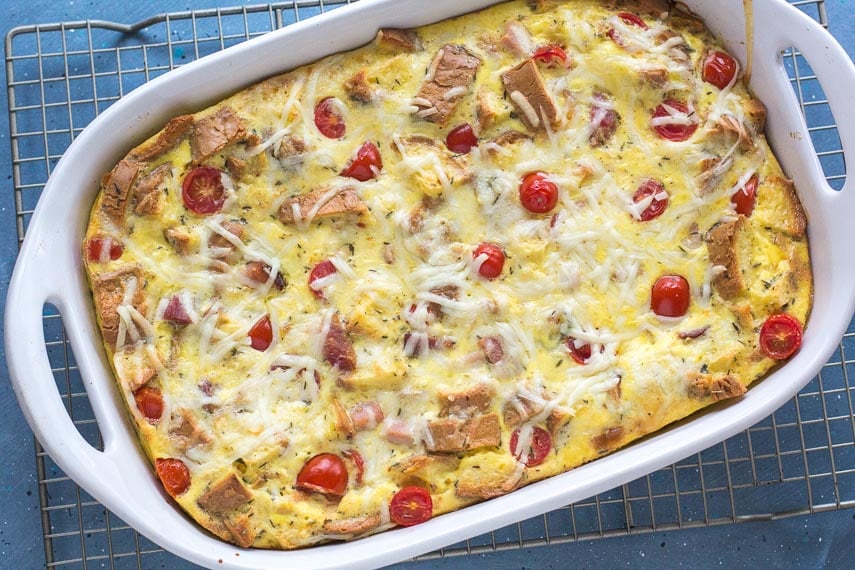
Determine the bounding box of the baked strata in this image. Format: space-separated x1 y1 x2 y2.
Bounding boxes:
83 0 812 549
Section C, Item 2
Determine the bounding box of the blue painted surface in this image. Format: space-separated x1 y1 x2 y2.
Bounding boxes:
0 1 852 569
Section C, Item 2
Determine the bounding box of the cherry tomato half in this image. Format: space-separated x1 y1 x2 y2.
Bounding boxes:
182 166 227 215
86 237 123 262
341 141 382 182
445 123 478 154
389 486 433 527
248 314 273 351
296 453 348 497
652 100 698 142
532 44 569 67
473 242 505 279
155 458 191 498
731 174 758 217
759 313 803 360
510 426 552 467
703 50 739 90
519 172 559 214
632 179 669 221
566 337 593 364
308 259 338 299
134 386 163 423
651 275 691 318
342 449 365 486
314 97 346 139
608 11 648 46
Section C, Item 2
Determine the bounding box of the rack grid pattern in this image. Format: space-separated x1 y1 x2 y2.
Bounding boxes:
5 1 852 567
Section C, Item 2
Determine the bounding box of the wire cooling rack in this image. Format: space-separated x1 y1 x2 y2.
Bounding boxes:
5 1 853 567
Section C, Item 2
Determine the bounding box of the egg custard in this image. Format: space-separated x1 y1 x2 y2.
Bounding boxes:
83 0 812 549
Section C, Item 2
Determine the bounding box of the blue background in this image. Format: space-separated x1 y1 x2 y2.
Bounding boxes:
0 1 852 568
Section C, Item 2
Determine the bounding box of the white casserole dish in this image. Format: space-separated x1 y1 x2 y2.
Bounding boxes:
6 0 855 567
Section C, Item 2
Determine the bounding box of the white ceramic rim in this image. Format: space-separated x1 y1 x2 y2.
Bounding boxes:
5 1 855 568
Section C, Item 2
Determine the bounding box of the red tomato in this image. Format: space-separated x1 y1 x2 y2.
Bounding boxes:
182 166 227 215
651 275 691 317
155 458 191 498
532 44 569 67
473 243 505 279
608 11 648 45
652 100 698 142
703 50 739 89
341 141 382 182
133 386 163 423
342 449 365 486
759 313 803 360
445 123 478 154
731 174 758 217
389 486 433 527
163 295 193 325
632 179 669 221
248 315 273 351
296 453 348 497
519 172 559 214
566 337 593 364
314 97 346 139
86 237 123 262
308 259 338 299
510 426 552 467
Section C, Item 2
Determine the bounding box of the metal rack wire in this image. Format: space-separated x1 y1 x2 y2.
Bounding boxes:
5 1 852 567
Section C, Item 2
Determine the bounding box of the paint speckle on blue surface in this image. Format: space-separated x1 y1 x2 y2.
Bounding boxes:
173 46 186 60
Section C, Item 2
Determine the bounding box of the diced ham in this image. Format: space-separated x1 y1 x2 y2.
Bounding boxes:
163 294 194 325
278 186 367 226
687 373 747 401
589 93 619 147
478 336 505 364
344 69 374 103
196 473 252 515
678 326 710 340
501 59 558 131
190 106 246 163
413 44 481 125
100 159 140 223
323 314 356 374
501 21 533 57
349 401 384 431
92 265 147 349
426 413 501 452
208 220 245 264
377 28 423 52
323 513 381 536
131 114 193 162
438 383 495 417
383 418 415 445
132 163 171 216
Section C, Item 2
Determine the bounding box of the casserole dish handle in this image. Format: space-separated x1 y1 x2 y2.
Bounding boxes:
5 239 121 494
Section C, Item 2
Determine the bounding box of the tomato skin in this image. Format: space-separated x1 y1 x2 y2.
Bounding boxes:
133 386 163 423
248 314 273 351
703 50 739 89
296 453 348 497
519 172 559 214
473 243 505 279
759 314 803 360
652 100 698 142
510 426 552 467
341 141 382 182
651 275 691 318
632 179 669 221
445 123 478 154
86 237 123 262
314 97 346 139
181 166 227 215
566 337 593 364
608 11 648 45
308 259 338 299
389 486 433 527
155 458 191 498
532 44 569 67
342 449 365 486
731 174 758 217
